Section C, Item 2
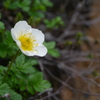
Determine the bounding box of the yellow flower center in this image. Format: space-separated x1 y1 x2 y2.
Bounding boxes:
18 32 38 51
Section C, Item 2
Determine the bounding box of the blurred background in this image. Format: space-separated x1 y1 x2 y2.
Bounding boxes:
0 0 100 100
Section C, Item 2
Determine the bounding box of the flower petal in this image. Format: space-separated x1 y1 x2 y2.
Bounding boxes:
17 45 35 56
34 44 47 57
11 28 18 41
32 29 44 43
20 50 34 56
17 44 47 57
13 21 32 35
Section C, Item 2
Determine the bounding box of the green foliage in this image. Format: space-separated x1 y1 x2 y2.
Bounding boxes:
48 49 60 58
75 32 83 46
18 0 31 12
67 41 73 45
13 54 37 74
15 13 23 22
28 0 53 25
44 41 60 57
28 16 43 26
87 53 94 59
2 54 51 96
28 72 51 92
1 0 55 99
44 41 56 49
4 0 53 11
3 0 53 25
0 65 7 75
41 0 53 7
44 16 64 29
32 0 53 11
0 30 18 58
0 83 22 100
92 70 100 77
75 32 83 40
3 0 31 11
0 21 5 29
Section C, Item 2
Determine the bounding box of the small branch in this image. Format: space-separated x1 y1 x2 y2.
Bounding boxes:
45 68 100 98
58 0 85 40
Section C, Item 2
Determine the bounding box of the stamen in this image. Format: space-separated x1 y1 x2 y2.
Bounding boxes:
18 31 38 51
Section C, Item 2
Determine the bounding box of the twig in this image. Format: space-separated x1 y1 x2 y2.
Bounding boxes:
58 0 85 40
45 68 100 98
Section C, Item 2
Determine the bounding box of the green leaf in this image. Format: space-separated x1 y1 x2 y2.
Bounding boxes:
20 84 26 91
9 1 19 9
28 72 51 92
4 1 19 9
15 13 23 22
0 75 3 83
18 0 31 12
42 0 53 7
40 80 51 89
15 54 25 68
19 66 36 74
27 85 34 94
44 16 64 29
34 80 51 92
15 54 37 74
25 58 38 66
0 65 7 75
0 21 5 29
0 43 7 58
75 32 83 40
21 0 31 6
48 49 60 57
44 19 49 24
0 30 18 58
29 11 45 19
29 72 43 85
0 83 22 100
4 30 14 45
44 41 56 49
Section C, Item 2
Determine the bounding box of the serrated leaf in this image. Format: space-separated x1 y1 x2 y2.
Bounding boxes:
24 58 38 66
28 72 51 92
29 72 43 84
34 84 44 92
0 83 22 100
44 41 56 49
40 80 51 89
15 54 25 68
34 80 51 92
48 49 60 57
19 67 36 74
15 55 37 74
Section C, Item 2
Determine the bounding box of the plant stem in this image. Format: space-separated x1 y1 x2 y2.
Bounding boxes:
2 49 20 83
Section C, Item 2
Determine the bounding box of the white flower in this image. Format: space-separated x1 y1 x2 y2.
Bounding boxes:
11 21 47 56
